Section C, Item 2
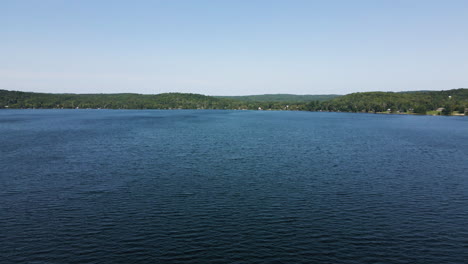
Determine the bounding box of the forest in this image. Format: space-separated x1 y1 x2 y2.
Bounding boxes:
310 88 468 115
1 88 467 115
216 94 339 102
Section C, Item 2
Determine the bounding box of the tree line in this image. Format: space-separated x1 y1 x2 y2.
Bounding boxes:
1 88 467 115
307 89 468 115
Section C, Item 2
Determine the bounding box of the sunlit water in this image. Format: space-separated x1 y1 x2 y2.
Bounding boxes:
1 110 467 263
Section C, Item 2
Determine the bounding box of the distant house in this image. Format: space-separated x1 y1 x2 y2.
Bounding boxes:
436 108 445 112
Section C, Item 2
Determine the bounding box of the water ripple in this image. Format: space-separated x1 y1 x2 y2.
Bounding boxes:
1 110 467 264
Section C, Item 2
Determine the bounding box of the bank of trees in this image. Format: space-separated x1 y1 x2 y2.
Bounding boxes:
1 89 467 115
0 90 319 111
0 91 233 109
304 89 468 115
217 94 339 102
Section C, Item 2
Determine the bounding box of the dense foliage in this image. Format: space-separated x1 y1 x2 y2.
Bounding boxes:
1 88 467 115
0 90 303 110
307 89 468 115
216 94 339 102
0 91 229 109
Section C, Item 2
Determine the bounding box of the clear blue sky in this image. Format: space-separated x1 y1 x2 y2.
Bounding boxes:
2 0 467 95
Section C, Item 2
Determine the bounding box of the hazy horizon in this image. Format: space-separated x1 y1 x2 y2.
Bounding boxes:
4 87 468 97
2 0 468 95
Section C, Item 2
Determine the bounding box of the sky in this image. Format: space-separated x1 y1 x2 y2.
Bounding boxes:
1 0 468 95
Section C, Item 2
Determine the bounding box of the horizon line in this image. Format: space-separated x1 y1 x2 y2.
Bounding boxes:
2 88 467 97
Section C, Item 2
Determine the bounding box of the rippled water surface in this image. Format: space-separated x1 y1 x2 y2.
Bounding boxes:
1 110 467 263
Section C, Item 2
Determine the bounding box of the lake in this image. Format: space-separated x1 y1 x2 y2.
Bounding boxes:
1 110 467 263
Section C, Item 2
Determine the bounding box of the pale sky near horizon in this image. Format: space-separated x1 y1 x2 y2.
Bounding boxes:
2 0 468 95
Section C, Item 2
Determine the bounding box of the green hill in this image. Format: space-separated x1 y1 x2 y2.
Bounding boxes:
306 88 468 114
0 90 238 109
1 88 467 115
216 94 340 102
0 90 331 110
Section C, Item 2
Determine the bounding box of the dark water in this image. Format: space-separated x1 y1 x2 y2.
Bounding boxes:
1 110 467 264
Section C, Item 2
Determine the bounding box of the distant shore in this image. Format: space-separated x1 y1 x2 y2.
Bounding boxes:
1 88 467 116
1 107 466 117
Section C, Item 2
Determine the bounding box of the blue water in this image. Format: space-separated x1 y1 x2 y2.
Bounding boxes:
1 110 467 263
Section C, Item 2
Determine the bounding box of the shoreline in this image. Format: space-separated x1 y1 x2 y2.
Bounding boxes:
1 108 465 116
